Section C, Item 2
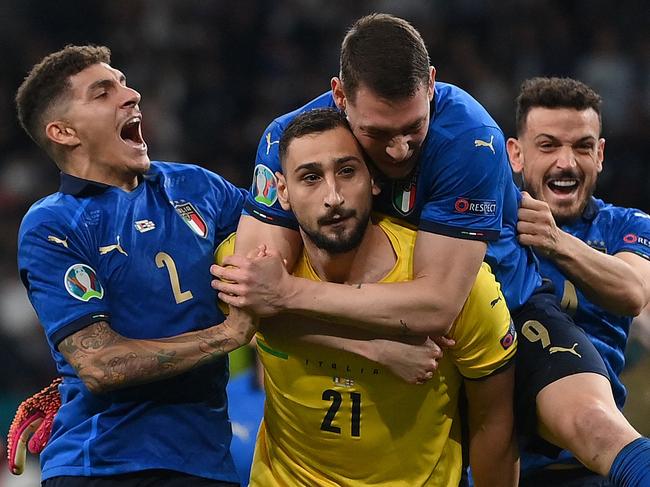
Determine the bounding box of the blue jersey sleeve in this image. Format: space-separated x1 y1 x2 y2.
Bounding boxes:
243 120 298 230
608 208 650 260
418 126 507 241
18 218 110 348
205 170 248 243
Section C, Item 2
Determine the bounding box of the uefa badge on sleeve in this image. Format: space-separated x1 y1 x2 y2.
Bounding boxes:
64 264 104 302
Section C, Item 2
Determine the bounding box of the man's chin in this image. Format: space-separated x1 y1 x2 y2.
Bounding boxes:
548 201 583 226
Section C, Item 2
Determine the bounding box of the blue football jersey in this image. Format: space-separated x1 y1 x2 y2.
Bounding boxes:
522 197 650 474
539 198 650 408
18 162 245 482
243 83 541 310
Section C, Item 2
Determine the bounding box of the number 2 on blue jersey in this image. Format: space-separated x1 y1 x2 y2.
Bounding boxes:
155 252 194 304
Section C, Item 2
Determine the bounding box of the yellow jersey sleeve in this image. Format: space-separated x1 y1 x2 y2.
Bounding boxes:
448 263 517 380
214 232 236 315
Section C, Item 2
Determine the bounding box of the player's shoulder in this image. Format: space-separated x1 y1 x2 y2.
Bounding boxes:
149 161 243 194
375 214 417 245
19 192 77 239
462 262 508 318
430 82 503 140
593 197 648 220
589 197 650 229
271 92 337 132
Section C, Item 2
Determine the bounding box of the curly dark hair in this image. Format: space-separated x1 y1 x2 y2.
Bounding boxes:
515 77 602 135
16 44 111 151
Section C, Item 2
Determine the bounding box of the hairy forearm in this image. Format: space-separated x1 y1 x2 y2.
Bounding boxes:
285 233 484 336
286 275 462 336
551 232 647 316
59 314 254 394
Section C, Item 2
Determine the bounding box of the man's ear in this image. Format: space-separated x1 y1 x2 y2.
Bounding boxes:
596 138 605 174
428 66 436 101
276 172 291 211
371 178 381 196
45 121 80 148
506 137 523 174
331 77 346 112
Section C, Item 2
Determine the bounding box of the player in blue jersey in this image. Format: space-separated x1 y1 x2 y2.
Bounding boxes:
211 13 648 483
13 45 257 486
506 76 650 486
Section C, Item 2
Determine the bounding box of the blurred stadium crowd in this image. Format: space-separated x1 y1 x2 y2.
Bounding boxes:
0 0 648 456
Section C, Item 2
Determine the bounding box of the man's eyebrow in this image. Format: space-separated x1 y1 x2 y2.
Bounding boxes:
86 73 126 96
333 155 363 165
86 79 115 95
535 134 597 144
293 155 362 173
294 162 321 173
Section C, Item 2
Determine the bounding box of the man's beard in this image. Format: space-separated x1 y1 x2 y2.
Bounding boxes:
522 171 595 226
300 208 370 254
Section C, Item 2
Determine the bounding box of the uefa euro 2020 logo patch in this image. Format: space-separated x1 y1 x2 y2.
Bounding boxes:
253 164 278 207
64 264 104 302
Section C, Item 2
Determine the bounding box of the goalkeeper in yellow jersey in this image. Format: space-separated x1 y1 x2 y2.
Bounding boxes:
216 108 519 486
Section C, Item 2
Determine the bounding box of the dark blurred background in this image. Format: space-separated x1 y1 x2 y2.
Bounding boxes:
1 1 648 479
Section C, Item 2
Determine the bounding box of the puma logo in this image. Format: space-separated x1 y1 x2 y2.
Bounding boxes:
266 132 279 155
99 235 128 256
490 295 502 308
549 342 582 358
48 235 69 248
474 135 495 154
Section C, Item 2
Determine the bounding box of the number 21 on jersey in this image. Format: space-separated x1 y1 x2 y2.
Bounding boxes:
321 389 361 437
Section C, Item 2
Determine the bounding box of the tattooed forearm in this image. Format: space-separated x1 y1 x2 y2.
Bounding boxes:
58 314 255 394
399 319 410 335
78 321 118 350
99 350 181 388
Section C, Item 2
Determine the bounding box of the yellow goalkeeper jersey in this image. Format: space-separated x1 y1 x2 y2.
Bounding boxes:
220 216 516 486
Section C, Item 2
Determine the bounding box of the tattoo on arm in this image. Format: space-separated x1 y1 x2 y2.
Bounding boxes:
57 320 239 393
399 319 410 335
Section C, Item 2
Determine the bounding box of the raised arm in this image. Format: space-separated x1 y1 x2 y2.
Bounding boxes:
465 366 519 487
58 307 256 394
518 193 650 316
214 232 485 336
235 215 301 270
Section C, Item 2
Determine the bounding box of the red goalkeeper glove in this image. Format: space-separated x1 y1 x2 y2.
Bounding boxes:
7 378 62 475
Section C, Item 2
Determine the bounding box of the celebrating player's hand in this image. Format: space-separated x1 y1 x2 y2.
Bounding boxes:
211 245 292 316
371 336 453 384
7 378 62 475
517 191 565 257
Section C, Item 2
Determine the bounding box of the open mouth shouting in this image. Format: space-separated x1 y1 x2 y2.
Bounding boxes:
119 115 147 153
546 176 580 198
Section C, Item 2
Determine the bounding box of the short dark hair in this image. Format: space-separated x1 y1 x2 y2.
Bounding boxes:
340 13 430 102
279 108 352 167
16 44 111 150
515 77 602 135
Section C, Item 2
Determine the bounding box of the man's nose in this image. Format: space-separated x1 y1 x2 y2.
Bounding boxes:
555 145 577 169
385 135 410 162
324 180 344 208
